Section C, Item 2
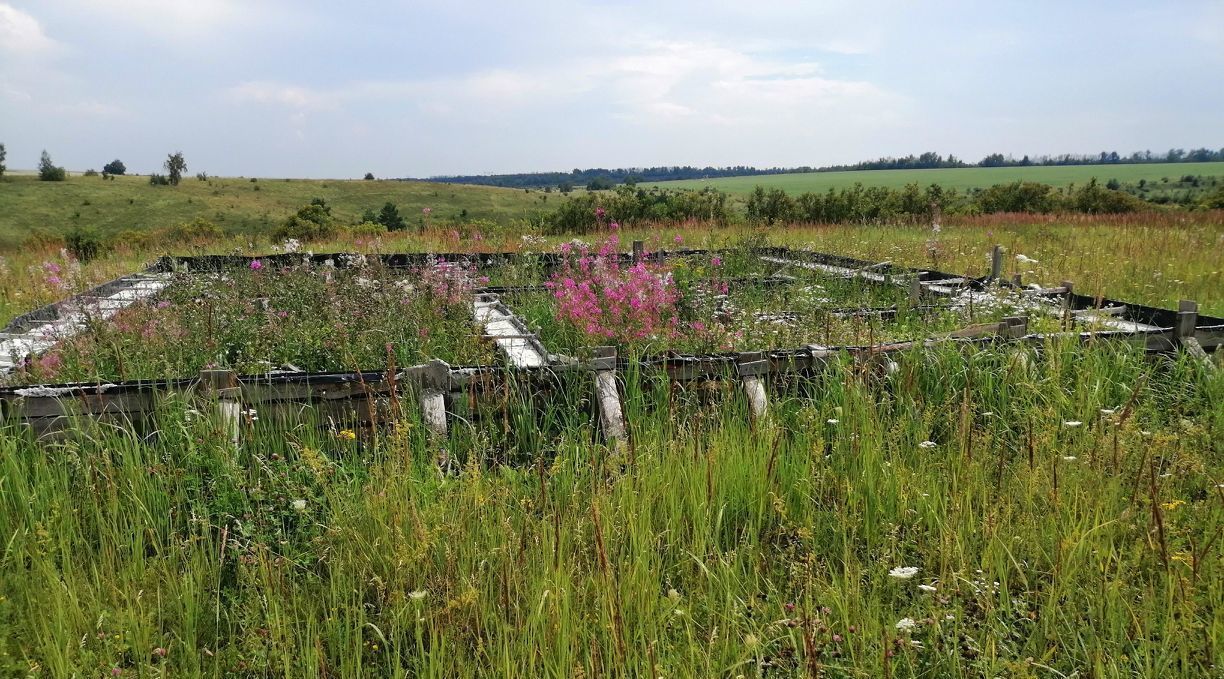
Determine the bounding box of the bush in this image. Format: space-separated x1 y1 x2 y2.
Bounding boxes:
65 228 104 263
148 174 170 186
38 150 66 181
745 186 797 225
346 221 386 238
1071 178 1144 214
170 217 225 242
83 169 99 177
974 181 1060 214
103 159 126 175
363 172 375 180
272 201 337 242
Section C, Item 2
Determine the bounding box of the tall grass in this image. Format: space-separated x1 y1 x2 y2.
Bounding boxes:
1 339 1219 676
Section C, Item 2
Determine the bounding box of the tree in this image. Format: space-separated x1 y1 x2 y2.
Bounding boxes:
376 202 407 231
164 152 186 186
363 172 375 180
103 159 126 175
0 142 6 178
38 150 66 181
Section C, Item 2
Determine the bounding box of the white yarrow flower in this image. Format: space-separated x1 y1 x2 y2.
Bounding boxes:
918 584 937 593
408 590 427 600
826 418 839 425
1063 420 1083 428
291 499 307 511
918 441 937 449
889 566 919 579
895 617 917 632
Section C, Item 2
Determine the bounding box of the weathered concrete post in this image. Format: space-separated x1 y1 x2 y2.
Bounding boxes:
200 369 241 447
592 346 627 443
736 351 770 423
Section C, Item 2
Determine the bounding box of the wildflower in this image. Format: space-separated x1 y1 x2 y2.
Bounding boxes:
594 207 606 219
408 590 428 600
744 634 759 648
895 617 917 632
153 647 168 658
711 256 722 267
292 499 307 511
889 566 919 579
422 207 431 215
250 260 263 270
918 441 937 449
918 584 937 593
1160 499 1185 511
111 669 122 677
1063 420 1083 428
910 640 924 649
667 588 682 603
1099 408 1116 415
1062 456 1077 461
673 234 683 244
826 418 839 425
1014 254 1038 264
338 429 356 441
832 634 843 642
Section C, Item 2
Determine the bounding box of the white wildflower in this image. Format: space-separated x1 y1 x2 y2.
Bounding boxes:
895 617 917 632
1099 408 1116 415
1062 456 1077 461
889 566 919 580
918 584 937 593
826 418 839 425
1015 254 1038 264
1063 420 1083 428
918 441 937 449
408 590 427 600
291 499 307 511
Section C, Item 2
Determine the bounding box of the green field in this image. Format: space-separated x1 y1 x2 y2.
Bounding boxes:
650 162 1224 195
0 174 547 247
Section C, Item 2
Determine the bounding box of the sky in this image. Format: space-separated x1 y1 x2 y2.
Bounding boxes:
1 0 1222 178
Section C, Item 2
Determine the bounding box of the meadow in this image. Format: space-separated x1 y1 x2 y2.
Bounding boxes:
649 162 1224 195
0 187 1221 676
0 173 547 247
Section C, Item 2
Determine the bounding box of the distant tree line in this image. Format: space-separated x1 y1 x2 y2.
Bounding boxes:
424 148 1224 190
537 176 1224 233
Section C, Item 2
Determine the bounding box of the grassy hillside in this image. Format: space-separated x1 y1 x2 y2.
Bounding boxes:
0 174 549 247
650 161 1224 195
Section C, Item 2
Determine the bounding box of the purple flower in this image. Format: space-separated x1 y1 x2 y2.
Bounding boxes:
250 260 263 270
711 256 722 267
673 235 683 244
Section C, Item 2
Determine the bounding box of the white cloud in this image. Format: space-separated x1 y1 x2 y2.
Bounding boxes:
0 3 57 54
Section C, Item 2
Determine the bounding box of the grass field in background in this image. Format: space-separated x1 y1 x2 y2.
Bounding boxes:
650 162 1224 195
0 174 548 247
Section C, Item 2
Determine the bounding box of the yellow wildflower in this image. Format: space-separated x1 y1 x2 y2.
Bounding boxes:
337 429 357 441
1160 499 1185 511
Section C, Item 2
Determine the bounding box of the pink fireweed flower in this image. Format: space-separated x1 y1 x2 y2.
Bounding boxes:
250 260 263 270
422 207 432 215
609 221 620 231
711 256 722 267
673 235 683 244
595 207 606 219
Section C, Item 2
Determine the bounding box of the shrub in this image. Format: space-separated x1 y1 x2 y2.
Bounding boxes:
1071 178 1144 214
363 172 375 180
170 217 225 242
65 228 104 263
272 201 337 242
148 174 170 186
745 186 797 224
347 221 386 238
83 169 99 177
103 159 126 175
38 150 66 181
974 181 1060 214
